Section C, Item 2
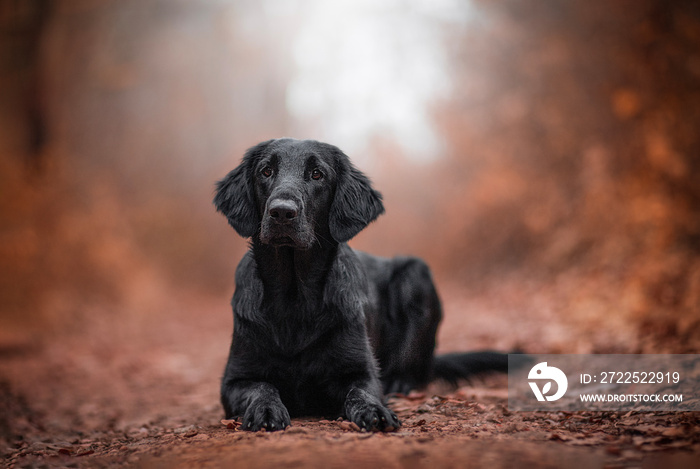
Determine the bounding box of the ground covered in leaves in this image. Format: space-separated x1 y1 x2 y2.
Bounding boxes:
1 286 699 468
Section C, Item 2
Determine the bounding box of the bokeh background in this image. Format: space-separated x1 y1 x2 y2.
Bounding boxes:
1 0 700 433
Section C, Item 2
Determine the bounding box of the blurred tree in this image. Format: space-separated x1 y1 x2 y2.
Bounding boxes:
424 0 700 350
0 0 52 341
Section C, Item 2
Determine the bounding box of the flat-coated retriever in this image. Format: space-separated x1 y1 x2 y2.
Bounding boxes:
214 138 507 432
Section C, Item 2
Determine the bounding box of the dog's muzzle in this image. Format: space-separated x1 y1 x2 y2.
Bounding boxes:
260 194 313 248
268 198 299 223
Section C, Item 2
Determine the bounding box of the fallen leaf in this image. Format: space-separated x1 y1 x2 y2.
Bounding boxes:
221 419 241 430
661 426 686 437
337 421 361 432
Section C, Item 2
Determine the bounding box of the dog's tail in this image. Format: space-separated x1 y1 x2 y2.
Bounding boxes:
432 351 510 386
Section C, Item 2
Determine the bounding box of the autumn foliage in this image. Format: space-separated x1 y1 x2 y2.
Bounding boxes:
1 0 699 353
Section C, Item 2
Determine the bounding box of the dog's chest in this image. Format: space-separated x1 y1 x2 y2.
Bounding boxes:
260 298 332 356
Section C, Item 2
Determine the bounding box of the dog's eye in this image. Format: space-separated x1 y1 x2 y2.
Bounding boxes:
261 166 273 178
311 169 323 180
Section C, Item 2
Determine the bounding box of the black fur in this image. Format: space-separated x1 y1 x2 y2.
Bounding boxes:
214 138 507 432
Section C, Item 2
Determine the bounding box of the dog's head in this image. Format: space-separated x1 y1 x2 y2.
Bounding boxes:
214 138 384 249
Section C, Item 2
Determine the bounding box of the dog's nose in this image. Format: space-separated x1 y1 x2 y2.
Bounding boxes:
268 199 298 221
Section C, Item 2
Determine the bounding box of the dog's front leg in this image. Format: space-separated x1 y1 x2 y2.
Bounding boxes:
344 386 400 432
222 380 290 432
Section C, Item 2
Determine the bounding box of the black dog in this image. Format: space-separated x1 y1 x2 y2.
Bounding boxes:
214 138 507 432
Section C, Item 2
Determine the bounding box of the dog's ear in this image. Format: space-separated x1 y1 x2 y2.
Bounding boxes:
329 151 385 243
214 140 273 238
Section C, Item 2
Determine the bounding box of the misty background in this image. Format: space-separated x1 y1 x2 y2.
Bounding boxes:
2 0 699 356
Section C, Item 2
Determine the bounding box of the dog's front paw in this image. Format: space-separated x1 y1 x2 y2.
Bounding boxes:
345 388 400 432
242 400 291 432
